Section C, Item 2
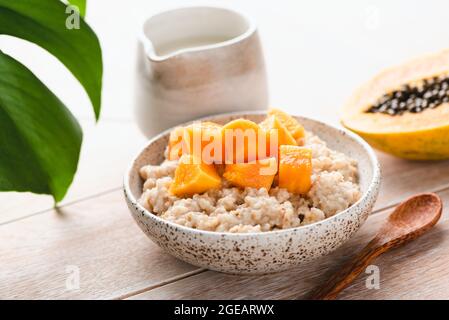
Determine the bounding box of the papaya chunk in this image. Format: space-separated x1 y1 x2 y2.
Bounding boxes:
268 108 305 145
223 157 277 191
259 115 297 158
169 154 221 197
167 122 222 162
221 119 263 163
279 145 312 194
183 122 222 163
167 126 186 160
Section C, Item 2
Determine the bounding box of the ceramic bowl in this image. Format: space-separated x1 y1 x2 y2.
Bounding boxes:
124 112 381 274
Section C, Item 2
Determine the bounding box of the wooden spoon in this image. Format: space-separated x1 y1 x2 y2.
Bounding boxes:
308 193 443 300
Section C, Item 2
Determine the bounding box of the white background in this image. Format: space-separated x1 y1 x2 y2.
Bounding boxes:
1 0 449 126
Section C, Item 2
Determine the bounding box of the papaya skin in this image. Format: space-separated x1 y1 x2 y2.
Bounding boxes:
346 125 449 160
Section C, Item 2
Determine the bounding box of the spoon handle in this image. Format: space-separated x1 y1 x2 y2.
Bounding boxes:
308 239 385 300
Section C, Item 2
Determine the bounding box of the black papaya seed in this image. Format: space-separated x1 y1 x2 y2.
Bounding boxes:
366 74 449 115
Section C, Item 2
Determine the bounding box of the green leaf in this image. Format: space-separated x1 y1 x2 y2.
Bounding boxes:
0 51 82 202
68 0 86 17
0 0 102 120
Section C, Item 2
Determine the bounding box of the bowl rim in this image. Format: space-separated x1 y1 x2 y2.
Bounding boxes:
124 111 381 238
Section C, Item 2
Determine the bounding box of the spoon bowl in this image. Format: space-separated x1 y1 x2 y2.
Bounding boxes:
385 193 442 234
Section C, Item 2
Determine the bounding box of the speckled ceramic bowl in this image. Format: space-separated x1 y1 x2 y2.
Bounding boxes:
124 112 381 274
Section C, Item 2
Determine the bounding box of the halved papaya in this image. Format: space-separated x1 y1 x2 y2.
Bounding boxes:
169 154 221 197
279 145 312 194
341 49 449 160
223 157 277 191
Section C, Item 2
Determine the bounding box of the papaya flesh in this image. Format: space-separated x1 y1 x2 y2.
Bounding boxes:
169 154 221 197
221 119 265 163
167 126 185 160
259 115 297 158
341 49 449 160
279 145 312 194
223 157 278 191
167 122 222 162
267 108 305 145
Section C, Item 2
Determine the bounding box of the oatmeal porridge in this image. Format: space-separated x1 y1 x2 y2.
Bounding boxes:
138 122 361 233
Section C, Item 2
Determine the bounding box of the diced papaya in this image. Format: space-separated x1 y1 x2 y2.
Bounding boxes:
183 122 222 163
223 157 277 191
278 145 312 194
167 126 186 160
268 108 305 145
221 119 263 163
259 115 297 158
169 154 221 197
167 122 222 162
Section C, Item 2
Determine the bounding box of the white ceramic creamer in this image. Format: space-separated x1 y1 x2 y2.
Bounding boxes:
134 6 269 137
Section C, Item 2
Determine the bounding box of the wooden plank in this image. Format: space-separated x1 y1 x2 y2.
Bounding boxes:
373 152 449 211
0 120 146 224
0 190 199 299
128 189 449 300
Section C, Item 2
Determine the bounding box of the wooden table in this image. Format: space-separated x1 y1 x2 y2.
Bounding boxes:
2 0 449 300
